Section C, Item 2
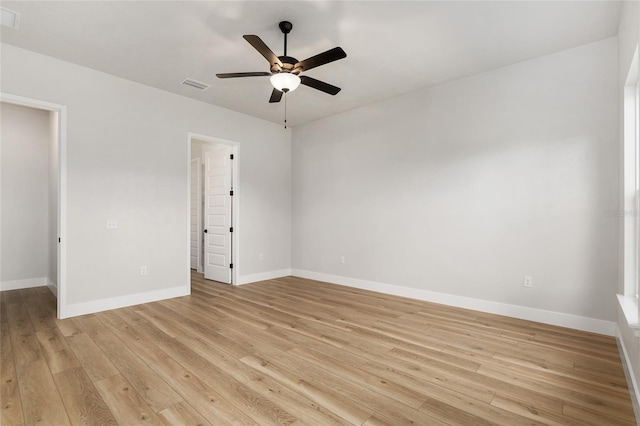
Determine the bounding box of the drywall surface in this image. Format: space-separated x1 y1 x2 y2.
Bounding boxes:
292 38 618 322
1 102 51 282
1 44 291 311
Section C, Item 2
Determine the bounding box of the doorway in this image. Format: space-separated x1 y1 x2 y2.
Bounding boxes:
0 93 67 318
188 133 238 285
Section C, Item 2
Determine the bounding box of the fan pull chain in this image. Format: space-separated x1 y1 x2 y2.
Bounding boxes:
284 91 288 129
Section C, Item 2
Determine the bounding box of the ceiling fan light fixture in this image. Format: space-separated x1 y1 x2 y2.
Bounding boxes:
270 73 301 93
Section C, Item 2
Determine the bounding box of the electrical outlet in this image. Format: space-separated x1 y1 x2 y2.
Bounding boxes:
340 256 346 264
523 275 533 288
106 220 118 230
140 266 147 276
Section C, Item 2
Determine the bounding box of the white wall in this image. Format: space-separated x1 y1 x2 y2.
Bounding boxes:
617 0 640 416
1 44 291 316
1 103 51 285
292 38 618 325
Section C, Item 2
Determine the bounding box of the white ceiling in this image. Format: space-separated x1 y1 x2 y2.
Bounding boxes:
1 1 621 127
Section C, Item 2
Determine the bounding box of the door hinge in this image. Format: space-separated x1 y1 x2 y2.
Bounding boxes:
230 154 234 160
229 263 234 269
230 227 233 233
230 190 234 196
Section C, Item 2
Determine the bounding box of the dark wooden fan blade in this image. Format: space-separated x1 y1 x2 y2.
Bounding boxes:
269 88 283 103
216 72 272 78
300 75 341 95
295 47 346 72
243 35 283 68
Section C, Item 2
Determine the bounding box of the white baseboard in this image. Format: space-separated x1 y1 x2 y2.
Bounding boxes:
47 279 58 297
60 285 190 319
237 269 292 286
0 277 47 291
616 325 640 424
291 269 617 336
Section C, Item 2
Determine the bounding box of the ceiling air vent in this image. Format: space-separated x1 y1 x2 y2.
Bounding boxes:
181 78 211 91
1 7 20 29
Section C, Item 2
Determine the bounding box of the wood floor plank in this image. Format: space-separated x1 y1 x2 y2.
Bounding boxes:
5 302 44 367
20 287 80 374
240 354 373 425
419 391 548 426
94 374 164 425
1 300 9 325
562 401 638 426
572 360 629 385
1 272 637 426
35 327 81 374
18 359 72 425
1 290 23 305
53 367 118 425
66 330 120 382
20 288 57 333
477 363 637 423
205 302 424 416
363 349 565 418
288 346 427 409
363 351 498 403
119 308 299 426
5 299 72 425
490 394 585 426
55 316 85 337
490 350 631 397
419 396 512 426
158 401 213 426
96 310 259 425
486 353 634 408
237 329 448 426
172 327 352 426
389 346 481 373
77 315 183 412
99 311 256 425
1 321 25 426
263 318 392 367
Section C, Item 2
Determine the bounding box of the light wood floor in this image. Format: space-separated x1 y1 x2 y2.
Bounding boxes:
1 272 637 425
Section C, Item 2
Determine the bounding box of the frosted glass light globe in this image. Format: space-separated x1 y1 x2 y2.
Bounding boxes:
270 73 301 92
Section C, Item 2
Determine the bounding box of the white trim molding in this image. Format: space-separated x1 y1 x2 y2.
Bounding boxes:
618 294 640 337
237 269 292 286
62 285 189 318
0 277 47 291
616 325 640 422
47 279 58 297
292 269 617 336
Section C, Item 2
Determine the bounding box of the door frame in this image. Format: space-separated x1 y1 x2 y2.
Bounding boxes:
190 157 202 272
187 132 239 285
1 92 68 318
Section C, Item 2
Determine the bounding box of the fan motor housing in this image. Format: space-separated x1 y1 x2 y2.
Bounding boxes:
271 55 300 74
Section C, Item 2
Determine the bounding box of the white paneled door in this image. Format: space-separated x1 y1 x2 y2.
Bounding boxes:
203 144 232 284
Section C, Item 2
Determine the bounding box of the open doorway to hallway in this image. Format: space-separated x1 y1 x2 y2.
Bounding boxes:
0 94 67 318
189 134 238 285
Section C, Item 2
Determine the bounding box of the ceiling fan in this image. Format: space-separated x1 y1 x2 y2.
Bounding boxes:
216 21 347 103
